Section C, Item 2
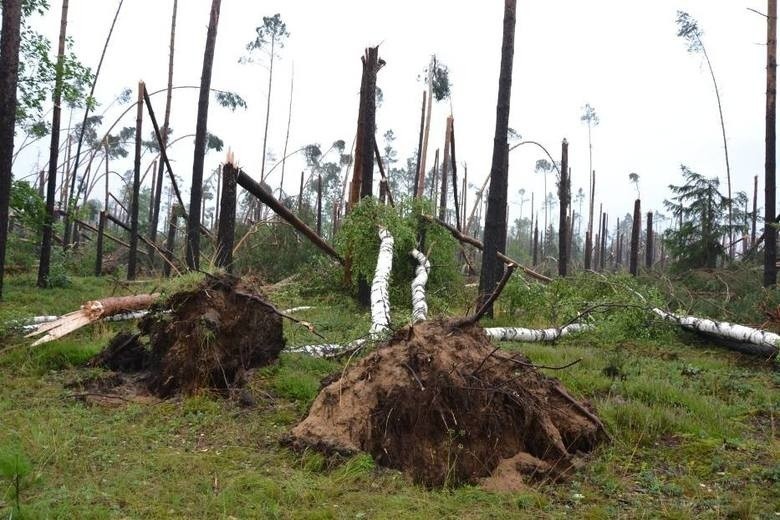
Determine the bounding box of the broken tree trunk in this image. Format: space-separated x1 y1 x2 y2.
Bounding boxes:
646 211 653 269
26 294 159 346
411 249 431 324
438 116 452 221
236 168 344 264
216 154 238 270
629 199 641 276
558 138 569 277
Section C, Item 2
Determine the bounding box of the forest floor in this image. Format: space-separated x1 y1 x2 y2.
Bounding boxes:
0 274 778 519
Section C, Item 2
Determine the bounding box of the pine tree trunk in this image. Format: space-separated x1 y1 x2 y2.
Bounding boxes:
259 35 275 182
38 0 70 288
216 158 237 271
279 66 294 198
95 211 106 276
438 116 452 220
558 139 569 276
646 211 654 269
450 119 461 230
0 0 23 299
186 0 221 270
478 0 516 317
765 0 777 287
151 0 177 245
629 199 641 276
316 174 322 236
127 82 143 280
413 91 426 198
163 205 179 277
416 66 433 198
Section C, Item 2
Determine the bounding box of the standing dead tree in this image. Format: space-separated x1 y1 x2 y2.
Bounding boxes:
349 46 383 208
629 199 641 276
216 153 238 271
766 0 778 286
558 139 570 276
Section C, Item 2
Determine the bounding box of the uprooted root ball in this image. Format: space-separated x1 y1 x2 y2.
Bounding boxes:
287 320 607 489
90 275 284 397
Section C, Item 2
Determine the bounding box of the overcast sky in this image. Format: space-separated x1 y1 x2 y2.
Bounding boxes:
16 0 773 233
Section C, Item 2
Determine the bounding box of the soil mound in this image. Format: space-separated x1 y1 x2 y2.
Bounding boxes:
88 275 284 397
287 320 607 488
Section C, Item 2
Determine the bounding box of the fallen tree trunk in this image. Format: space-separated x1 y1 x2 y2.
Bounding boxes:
423 214 552 283
26 294 159 346
370 227 394 335
410 249 430 323
484 324 591 342
653 308 779 358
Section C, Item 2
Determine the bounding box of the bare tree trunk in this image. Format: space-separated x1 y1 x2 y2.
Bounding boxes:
416 65 433 198
752 174 758 246
438 116 452 221
629 199 641 276
150 0 177 245
0 0 23 299
766 0 777 286
353 47 381 204
279 65 294 198
95 210 106 276
646 211 654 270
316 173 322 236
163 205 179 277
558 139 569 277
216 157 237 271
186 0 221 270
413 91 426 198
431 149 439 213
478 0 516 317
532 221 539 266
259 34 275 183
450 119 461 231
584 170 595 270
297 170 304 214
127 81 143 280
38 0 69 288
600 212 607 272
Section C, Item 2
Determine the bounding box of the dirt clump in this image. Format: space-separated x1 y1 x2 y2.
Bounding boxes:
287 320 607 489
88 274 284 398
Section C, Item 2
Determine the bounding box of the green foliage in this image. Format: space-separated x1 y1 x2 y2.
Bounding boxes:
242 13 290 61
334 198 464 312
10 180 45 230
213 90 247 111
664 165 732 270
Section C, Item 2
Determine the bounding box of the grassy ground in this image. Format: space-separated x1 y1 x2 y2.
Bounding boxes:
0 274 778 519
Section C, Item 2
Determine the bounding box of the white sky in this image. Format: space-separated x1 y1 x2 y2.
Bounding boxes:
16 0 773 233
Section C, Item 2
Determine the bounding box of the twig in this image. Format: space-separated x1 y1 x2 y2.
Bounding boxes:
232 288 327 341
402 362 425 391
552 383 610 438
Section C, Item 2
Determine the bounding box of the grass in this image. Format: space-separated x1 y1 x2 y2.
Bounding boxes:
0 274 778 518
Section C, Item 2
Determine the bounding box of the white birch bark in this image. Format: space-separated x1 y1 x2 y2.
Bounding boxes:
369 227 393 335
485 324 591 342
653 308 779 356
410 249 430 323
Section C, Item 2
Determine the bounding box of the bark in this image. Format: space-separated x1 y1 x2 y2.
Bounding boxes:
766 0 777 286
410 249 430 323
316 174 322 236
653 308 778 358
533 222 539 267
128 82 144 280
26 293 159 346
37 0 69 288
0 0 23 300
600 212 607 272
413 91 426 198
259 32 275 183
629 199 641 276
585 170 596 269
350 47 381 206
438 116 452 221
485 324 591 342
297 170 304 214
478 0 516 317
558 139 569 277
95 210 106 275
373 138 394 207
646 211 654 269
751 174 758 247
65 0 125 247
236 169 343 264
369 227 393 335
216 156 238 271
416 64 434 198
163 205 180 277
424 214 551 283
187 0 221 270
450 119 461 230
150 0 178 244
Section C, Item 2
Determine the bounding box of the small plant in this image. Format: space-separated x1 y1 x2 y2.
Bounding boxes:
0 445 32 518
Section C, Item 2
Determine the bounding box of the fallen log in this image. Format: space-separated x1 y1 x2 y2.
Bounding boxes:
484 324 592 342
423 214 552 283
653 309 779 358
25 294 159 346
410 249 430 323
